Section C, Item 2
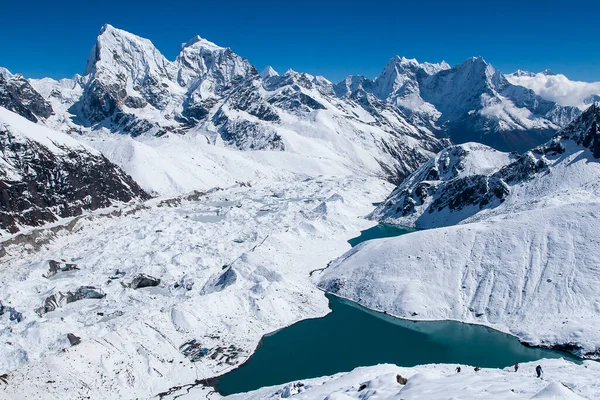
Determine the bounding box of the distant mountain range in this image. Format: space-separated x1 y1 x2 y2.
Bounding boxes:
0 24 597 233
1 24 590 154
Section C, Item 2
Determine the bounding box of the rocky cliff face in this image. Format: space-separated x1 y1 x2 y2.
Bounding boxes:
371 102 600 228
0 70 53 123
0 107 149 234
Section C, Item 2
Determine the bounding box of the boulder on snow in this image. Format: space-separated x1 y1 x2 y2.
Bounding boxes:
43 260 79 279
129 274 161 289
396 374 408 385
35 286 106 316
67 333 81 346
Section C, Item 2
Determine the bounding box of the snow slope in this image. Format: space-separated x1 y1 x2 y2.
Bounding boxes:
213 359 600 400
320 104 600 357
507 70 600 110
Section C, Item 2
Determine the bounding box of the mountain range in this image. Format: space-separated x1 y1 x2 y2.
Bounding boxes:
0 24 592 233
19 24 582 156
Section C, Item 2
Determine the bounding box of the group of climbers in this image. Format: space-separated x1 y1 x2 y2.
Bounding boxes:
455 363 543 378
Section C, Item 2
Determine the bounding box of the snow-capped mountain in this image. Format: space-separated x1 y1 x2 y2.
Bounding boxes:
336 56 581 152
0 107 148 234
1 25 582 196
507 69 600 110
319 103 600 357
21 24 449 189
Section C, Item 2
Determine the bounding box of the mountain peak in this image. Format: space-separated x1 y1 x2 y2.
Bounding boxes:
181 35 223 51
85 24 170 76
0 67 12 78
260 66 279 79
510 69 536 77
469 56 488 66
541 68 556 76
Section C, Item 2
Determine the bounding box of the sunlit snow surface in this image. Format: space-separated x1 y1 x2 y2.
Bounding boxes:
0 173 392 399
214 359 600 400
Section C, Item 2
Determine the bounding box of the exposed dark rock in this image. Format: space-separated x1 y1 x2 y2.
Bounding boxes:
0 74 53 123
396 374 408 385
35 286 105 316
129 274 161 289
217 115 284 151
67 333 81 346
226 80 280 121
123 96 147 109
43 260 79 279
0 123 149 234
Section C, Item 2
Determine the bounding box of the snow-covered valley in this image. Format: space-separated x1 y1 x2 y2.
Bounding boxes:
0 171 393 399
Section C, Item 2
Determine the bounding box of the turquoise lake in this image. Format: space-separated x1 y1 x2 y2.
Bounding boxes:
214 225 578 395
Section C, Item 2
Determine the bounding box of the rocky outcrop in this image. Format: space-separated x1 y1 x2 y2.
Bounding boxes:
0 72 53 123
0 108 149 234
372 103 600 228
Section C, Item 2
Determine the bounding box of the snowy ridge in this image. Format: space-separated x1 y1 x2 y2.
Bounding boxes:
0 71 53 123
319 104 600 357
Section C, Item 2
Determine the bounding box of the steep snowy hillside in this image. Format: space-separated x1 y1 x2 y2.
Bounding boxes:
0 107 148 234
372 103 600 227
336 56 581 152
320 103 600 357
507 70 600 110
208 360 600 400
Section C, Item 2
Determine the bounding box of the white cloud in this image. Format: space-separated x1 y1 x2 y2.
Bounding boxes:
506 72 600 110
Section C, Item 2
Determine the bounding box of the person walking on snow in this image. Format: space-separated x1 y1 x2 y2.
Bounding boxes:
456 366 461 373
514 363 519 372
536 365 543 378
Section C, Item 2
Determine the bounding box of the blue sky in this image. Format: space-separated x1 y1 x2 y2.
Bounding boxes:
1 0 598 82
